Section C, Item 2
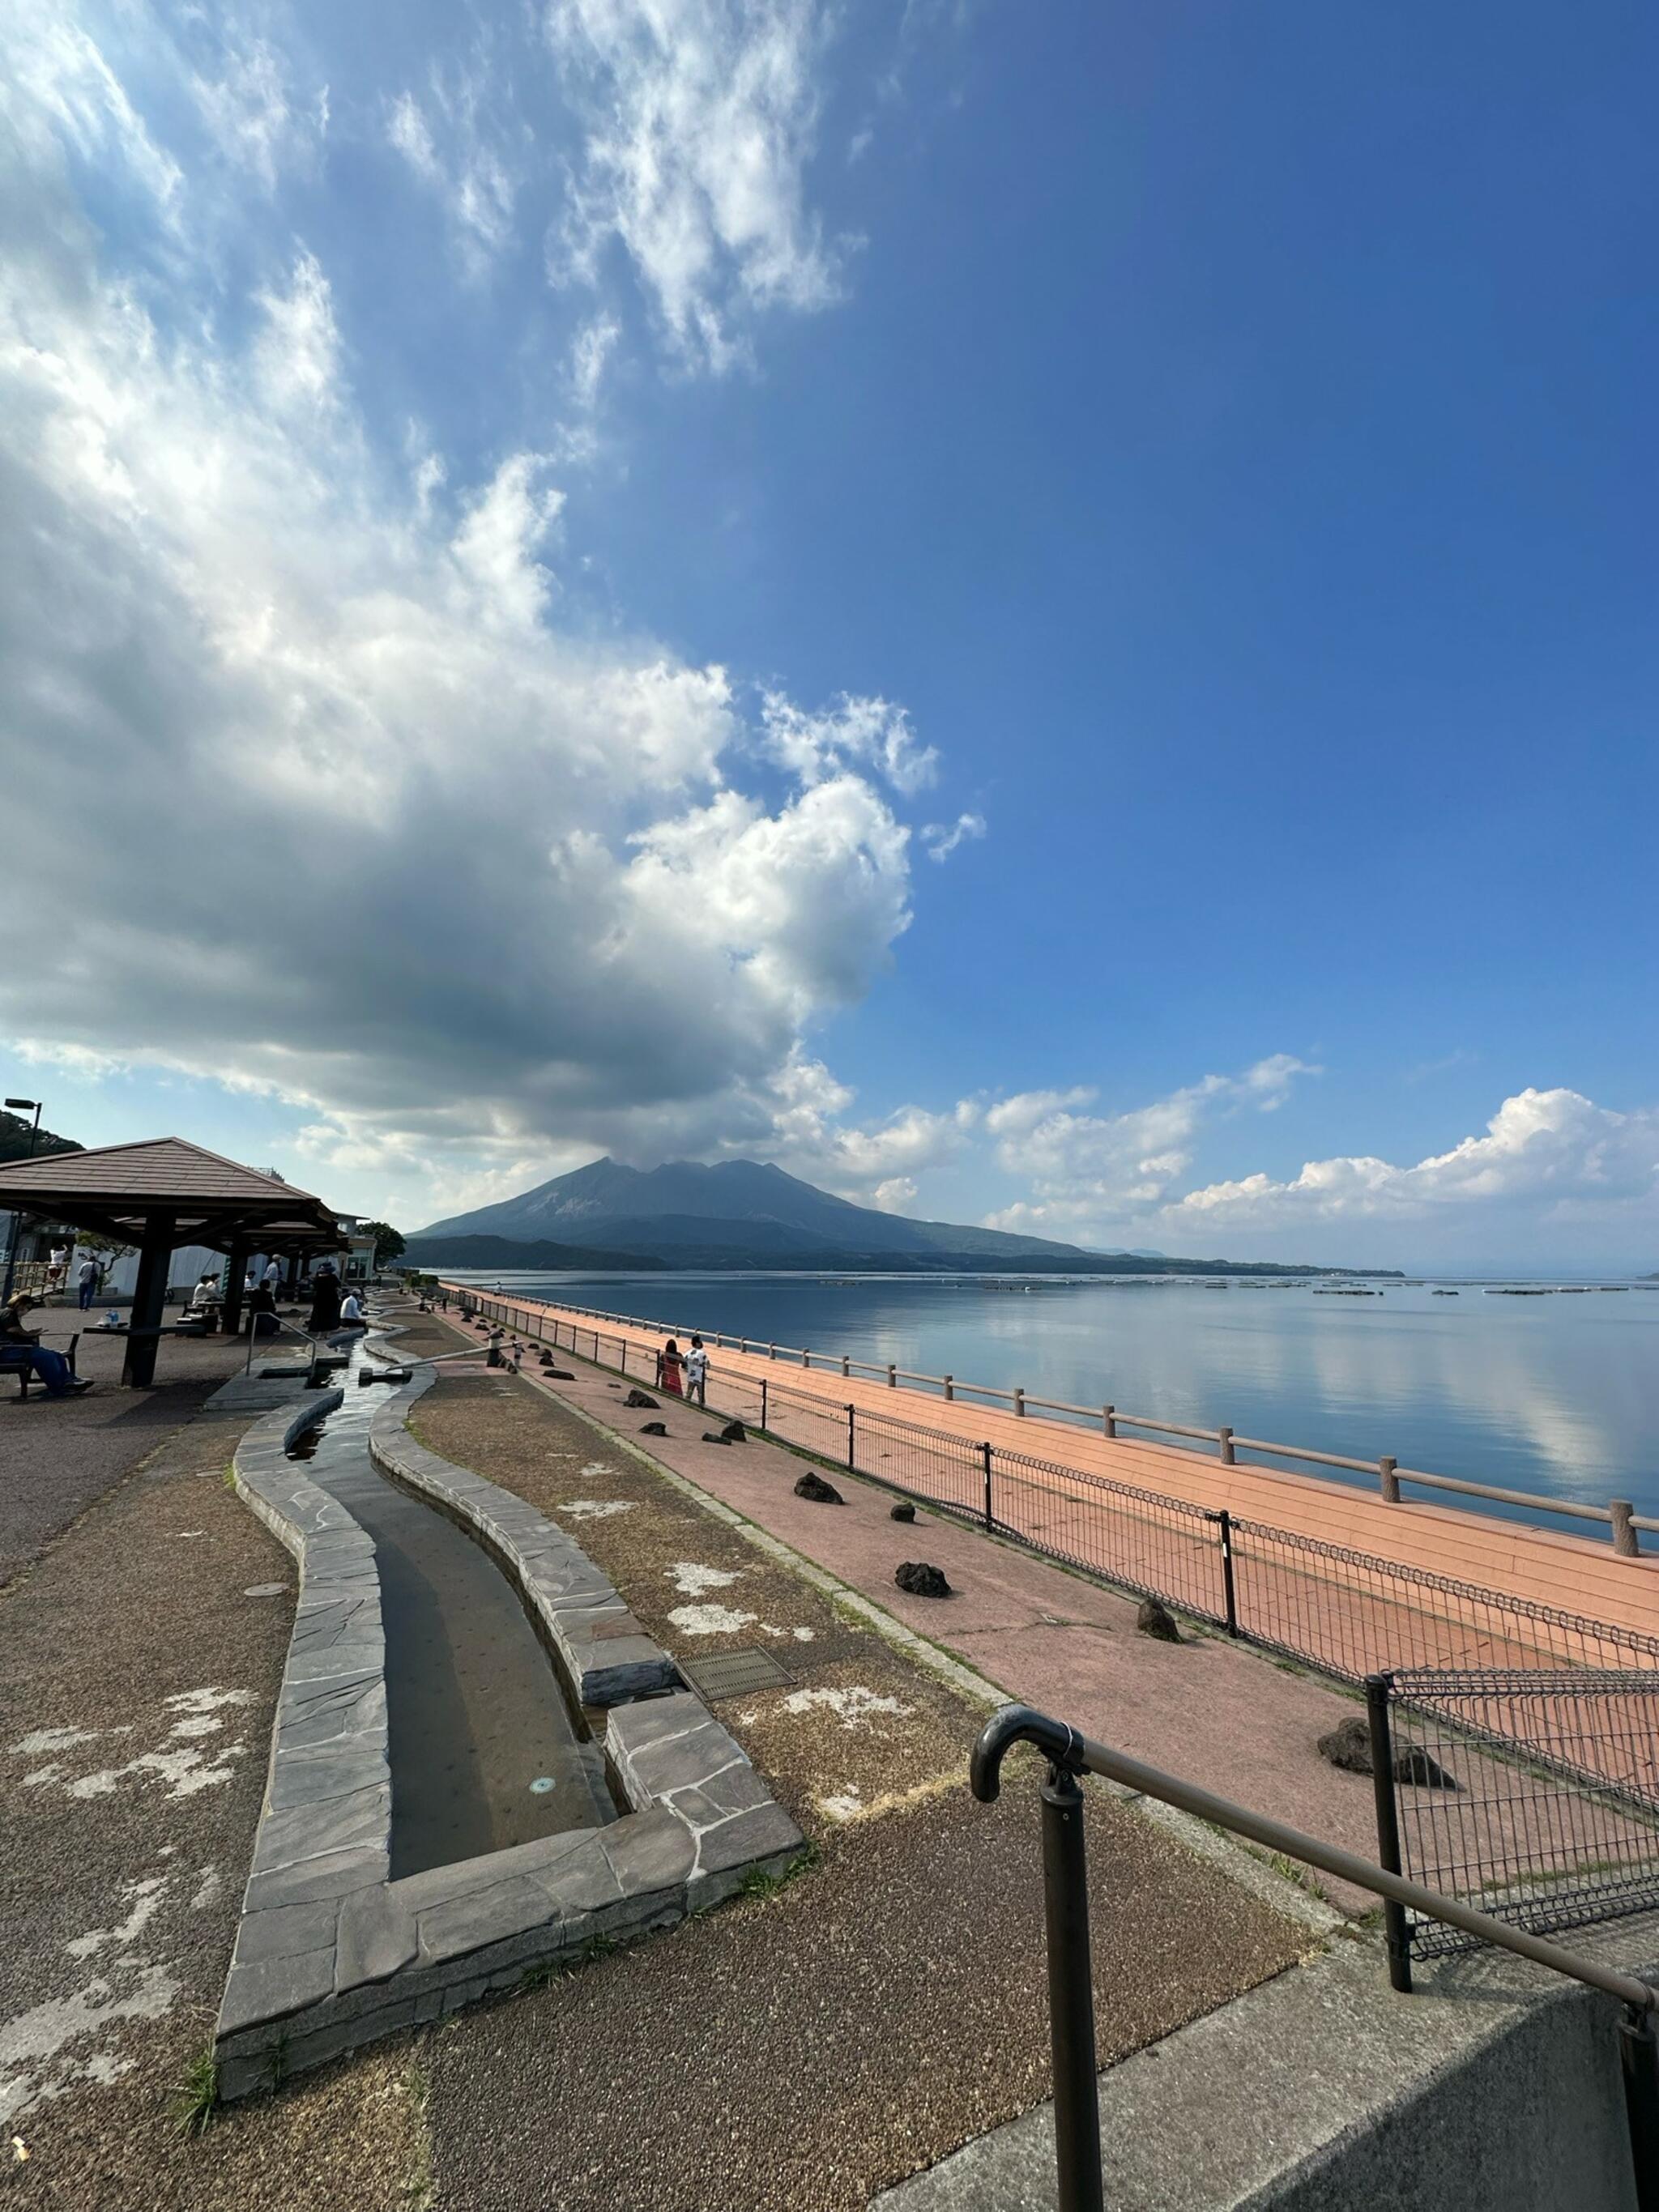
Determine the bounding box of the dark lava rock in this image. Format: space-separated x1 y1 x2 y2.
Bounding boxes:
719 1421 747 1443
1136 1597 1182 1643
701 1431 731 1446
1393 1745 1460 1791
895 1561 953 1599
544 1367 574 1380
1317 1717 1373 1775
624 1388 659 1409
889 1502 916 1524
1316 1718 1456 1788
794 1472 844 1505
639 1420 668 1437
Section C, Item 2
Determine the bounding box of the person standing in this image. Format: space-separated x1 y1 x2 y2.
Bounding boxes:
46 1244 68 1292
75 1254 100 1311
659 1337 684 1396
307 1264 342 1334
685 1335 709 1407
262 1258 282 1296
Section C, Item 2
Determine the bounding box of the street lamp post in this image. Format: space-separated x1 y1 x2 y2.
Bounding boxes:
2 1097 44 1303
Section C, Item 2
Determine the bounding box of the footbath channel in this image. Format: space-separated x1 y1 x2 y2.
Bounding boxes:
287 1344 618 1877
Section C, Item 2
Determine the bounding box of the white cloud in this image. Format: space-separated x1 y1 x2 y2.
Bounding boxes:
983 1059 1320 1237
921 811 984 863
0 42 937 1215
544 0 846 369
1170 1089 1659 1232
252 250 341 412
192 35 324 193
761 690 938 797
385 69 519 274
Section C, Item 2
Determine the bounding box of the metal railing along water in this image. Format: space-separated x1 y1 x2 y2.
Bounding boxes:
448 1289 1659 1698
971 1703 1659 2212
450 1285 1653 1552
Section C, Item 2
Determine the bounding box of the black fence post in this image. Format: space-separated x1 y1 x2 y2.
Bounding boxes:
1040 1764 1106 2212
1365 1673 1413 1993
847 1403 855 1469
983 1442 994 1534
1618 2007 1659 2211
1215 1510 1239 1638
760 1375 769 1433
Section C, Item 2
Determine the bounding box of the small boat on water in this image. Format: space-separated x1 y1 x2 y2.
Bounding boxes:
1431 1289 1459 1295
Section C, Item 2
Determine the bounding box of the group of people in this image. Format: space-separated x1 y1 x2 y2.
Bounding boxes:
655 1334 710 1404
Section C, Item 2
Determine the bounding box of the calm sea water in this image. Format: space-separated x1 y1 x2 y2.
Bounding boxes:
443 1272 1659 1525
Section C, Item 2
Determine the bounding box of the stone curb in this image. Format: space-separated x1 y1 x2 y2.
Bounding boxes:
215 1353 804 2103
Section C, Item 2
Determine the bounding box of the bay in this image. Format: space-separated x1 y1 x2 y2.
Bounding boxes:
439 1271 1659 1528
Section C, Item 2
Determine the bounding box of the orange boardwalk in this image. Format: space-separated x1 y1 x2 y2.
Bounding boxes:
446 1288 1659 1673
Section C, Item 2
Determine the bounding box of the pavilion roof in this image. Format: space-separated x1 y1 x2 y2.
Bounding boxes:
0 1137 345 1251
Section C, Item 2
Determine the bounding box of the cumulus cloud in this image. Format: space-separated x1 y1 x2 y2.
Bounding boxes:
544 0 846 368
983 1060 1320 1236
761 691 938 796
0 29 940 1212
1170 1089 1659 1231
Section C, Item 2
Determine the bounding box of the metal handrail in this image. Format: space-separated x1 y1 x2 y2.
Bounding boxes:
455 1286 1651 1548
971 1703 1659 2212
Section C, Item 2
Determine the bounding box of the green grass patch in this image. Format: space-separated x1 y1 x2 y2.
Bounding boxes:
171 2045 219 2137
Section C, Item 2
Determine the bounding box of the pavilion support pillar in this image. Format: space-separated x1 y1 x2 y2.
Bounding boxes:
220 1239 246 1340
285 1250 304 1298
122 1212 175 1387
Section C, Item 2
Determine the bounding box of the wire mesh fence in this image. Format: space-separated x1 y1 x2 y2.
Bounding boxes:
456 1287 1659 1750
1383 1669 1659 1958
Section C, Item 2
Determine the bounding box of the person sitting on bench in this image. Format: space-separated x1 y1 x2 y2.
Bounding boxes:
2 1294 92 1396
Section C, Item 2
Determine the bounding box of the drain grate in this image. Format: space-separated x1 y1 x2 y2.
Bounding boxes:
677 1647 794 1701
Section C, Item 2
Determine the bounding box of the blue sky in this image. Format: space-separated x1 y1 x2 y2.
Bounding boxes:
3 0 1656 1268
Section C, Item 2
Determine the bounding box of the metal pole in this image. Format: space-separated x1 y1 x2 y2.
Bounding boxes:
1619 2006 1659 2211
1040 1766 1105 2212
1215 1509 1239 1637
760 1376 768 1432
847 1404 855 1469
983 1442 994 1534
1365 1674 1413 1993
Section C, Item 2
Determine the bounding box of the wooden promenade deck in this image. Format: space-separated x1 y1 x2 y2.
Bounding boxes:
446 1286 1659 1659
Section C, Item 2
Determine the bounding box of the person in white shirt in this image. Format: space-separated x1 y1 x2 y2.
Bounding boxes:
46 1244 69 1291
262 1259 282 1294
339 1291 367 1328
685 1335 710 1407
76 1255 100 1311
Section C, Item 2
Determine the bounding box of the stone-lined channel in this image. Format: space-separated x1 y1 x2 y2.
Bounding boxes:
288 1354 616 1876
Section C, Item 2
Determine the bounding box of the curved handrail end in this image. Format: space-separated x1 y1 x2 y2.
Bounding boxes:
970 1703 1085 1802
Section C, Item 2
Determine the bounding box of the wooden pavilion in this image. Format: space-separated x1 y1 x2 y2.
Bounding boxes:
0 1139 346 1384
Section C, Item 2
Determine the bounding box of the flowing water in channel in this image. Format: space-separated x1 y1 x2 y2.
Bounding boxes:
442 1271 1659 1526
288 1362 616 1877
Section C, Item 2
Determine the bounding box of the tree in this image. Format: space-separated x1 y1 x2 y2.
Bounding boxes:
362 1221 405 1268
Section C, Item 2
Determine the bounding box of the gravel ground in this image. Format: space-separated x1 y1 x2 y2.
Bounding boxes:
410 1351 1311 2210
427 1770 1304 2212
0 1388 426 2212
